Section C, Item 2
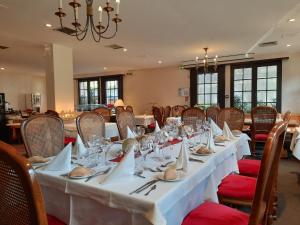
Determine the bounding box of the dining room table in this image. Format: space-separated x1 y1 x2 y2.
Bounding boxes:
135 115 155 127
34 132 251 225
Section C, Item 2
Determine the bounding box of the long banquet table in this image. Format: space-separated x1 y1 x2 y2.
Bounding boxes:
35 134 250 225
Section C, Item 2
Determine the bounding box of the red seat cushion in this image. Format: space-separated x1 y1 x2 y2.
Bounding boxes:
64 137 76 145
148 122 155 129
218 174 257 200
238 159 261 177
182 201 250 225
255 133 269 141
47 215 66 225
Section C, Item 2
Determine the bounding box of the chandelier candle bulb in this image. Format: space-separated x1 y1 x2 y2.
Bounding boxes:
116 0 120 14
59 0 62 9
75 6 79 20
98 6 103 22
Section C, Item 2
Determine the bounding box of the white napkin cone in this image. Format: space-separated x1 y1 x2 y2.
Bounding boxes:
154 121 161 133
102 145 135 184
223 122 235 140
76 134 88 158
127 126 137 138
210 119 223 136
44 143 72 171
207 129 216 151
176 137 190 172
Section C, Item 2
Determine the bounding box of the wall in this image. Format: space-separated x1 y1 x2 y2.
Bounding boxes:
0 72 46 112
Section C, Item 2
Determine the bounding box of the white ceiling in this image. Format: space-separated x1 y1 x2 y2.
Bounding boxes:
0 0 300 76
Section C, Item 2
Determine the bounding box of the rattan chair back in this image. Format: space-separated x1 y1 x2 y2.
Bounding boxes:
93 107 111 122
152 106 164 128
171 105 185 117
45 110 59 117
76 112 105 146
249 121 288 225
164 106 171 119
126 106 133 113
115 106 125 115
116 111 136 140
21 115 64 157
206 106 220 123
282 110 292 122
218 107 245 131
251 106 277 135
0 141 48 225
181 107 206 130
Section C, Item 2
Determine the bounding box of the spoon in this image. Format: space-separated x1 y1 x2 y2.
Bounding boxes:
144 185 157 196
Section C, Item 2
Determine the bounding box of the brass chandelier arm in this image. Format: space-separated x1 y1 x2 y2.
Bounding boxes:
74 16 90 41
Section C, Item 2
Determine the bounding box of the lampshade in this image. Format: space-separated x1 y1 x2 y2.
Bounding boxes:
114 99 125 107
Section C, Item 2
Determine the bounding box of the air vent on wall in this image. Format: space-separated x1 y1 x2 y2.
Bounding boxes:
105 44 124 50
0 45 9 50
258 41 278 47
54 27 76 35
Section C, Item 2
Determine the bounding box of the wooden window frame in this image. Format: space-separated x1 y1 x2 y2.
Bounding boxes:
101 75 123 105
78 78 100 105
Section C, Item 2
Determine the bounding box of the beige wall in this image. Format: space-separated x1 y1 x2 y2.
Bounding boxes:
0 73 46 112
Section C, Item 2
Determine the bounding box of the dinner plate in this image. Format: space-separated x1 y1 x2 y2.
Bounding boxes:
156 171 186 182
191 152 211 156
68 170 97 179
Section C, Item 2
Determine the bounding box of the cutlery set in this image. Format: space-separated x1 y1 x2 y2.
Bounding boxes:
129 179 159 195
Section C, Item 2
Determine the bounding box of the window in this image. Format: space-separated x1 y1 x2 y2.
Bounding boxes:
231 60 282 112
197 73 218 108
101 75 123 105
233 68 252 112
78 79 99 105
190 66 225 108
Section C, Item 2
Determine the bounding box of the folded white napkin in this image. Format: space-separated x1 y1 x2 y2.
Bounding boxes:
154 121 161 133
44 143 72 171
223 122 235 140
76 134 88 158
176 137 189 172
210 119 223 136
127 126 137 139
207 129 216 151
102 144 135 184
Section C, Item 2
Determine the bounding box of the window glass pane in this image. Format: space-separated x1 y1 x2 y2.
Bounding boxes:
244 68 252 79
211 84 217 93
234 69 243 80
243 103 252 112
205 95 211 104
257 79 266 90
268 78 277 90
268 66 277 78
267 91 277 102
211 94 218 104
198 85 204 94
244 80 251 91
235 80 243 91
204 84 211 93
234 92 243 107
243 92 251 102
198 74 204 83
257 67 267 78
205 74 211 83
198 95 204 104
211 73 218 83
257 91 266 103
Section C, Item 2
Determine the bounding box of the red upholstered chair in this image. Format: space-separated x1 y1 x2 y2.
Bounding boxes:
250 106 277 152
182 121 288 225
217 121 287 209
0 141 66 225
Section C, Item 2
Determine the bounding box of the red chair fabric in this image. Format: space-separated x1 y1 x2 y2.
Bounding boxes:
64 137 76 145
255 133 269 141
217 174 257 200
148 122 156 129
182 201 250 225
238 159 261 177
47 215 66 225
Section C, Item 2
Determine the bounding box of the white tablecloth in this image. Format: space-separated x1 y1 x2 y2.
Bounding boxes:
135 115 155 126
166 117 182 126
64 120 119 139
291 127 300 160
36 134 250 225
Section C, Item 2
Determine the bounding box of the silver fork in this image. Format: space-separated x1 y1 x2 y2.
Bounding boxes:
84 167 111 182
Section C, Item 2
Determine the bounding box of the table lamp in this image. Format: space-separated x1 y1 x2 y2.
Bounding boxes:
114 99 125 108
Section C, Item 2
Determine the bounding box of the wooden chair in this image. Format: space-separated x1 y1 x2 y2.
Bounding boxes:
115 106 125 115
45 110 60 117
171 105 185 117
218 107 245 131
250 106 277 151
164 106 171 120
181 107 206 130
282 110 292 122
0 141 65 225
152 106 164 128
76 112 105 146
93 107 111 122
126 105 134 113
206 106 220 123
21 115 64 157
116 111 136 140
182 121 288 225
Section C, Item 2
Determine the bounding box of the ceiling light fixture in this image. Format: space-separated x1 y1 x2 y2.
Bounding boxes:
195 48 218 73
123 48 127 52
45 23 52 28
288 18 296 22
158 60 162 64
55 0 122 42
286 44 291 47
0 67 5 70
103 67 107 70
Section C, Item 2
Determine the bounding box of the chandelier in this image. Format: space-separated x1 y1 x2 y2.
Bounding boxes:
194 48 218 73
55 0 122 42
